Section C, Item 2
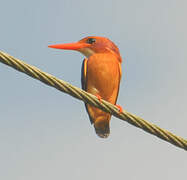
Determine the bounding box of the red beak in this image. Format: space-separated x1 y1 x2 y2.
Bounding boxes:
48 42 91 50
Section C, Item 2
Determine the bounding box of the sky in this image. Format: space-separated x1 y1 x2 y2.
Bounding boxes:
0 0 187 179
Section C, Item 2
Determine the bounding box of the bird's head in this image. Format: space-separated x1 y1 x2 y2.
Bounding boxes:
48 36 122 62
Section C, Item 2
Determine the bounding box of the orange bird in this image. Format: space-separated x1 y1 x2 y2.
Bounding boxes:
48 36 122 138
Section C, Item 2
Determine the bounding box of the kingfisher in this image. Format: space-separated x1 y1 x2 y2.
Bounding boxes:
48 36 122 138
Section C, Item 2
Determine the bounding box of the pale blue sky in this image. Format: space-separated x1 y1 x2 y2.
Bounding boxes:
0 0 187 179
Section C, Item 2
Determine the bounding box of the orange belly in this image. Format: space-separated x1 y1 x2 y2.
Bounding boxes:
86 53 121 101
86 53 121 126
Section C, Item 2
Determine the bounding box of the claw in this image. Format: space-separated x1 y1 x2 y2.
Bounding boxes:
116 104 123 113
96 94 102 102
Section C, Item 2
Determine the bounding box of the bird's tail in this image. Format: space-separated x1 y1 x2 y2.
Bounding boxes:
94 117 110 138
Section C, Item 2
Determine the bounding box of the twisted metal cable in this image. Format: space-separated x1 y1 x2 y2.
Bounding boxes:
0 50 186 150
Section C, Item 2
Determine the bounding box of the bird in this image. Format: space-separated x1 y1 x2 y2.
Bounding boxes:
48 36 122 138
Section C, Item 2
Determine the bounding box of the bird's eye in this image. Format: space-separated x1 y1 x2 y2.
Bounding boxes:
87 38 96 44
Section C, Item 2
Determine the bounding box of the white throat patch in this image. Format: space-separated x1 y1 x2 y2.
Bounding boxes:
79 48 95 58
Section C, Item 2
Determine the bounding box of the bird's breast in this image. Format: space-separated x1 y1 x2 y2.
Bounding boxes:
86 53 121 101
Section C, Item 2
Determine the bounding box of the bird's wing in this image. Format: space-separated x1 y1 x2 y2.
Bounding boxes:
81 58 94 124
81 58 87 90
114 62 122 104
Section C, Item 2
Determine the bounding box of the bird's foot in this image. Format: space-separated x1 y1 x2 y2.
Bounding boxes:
96 94 102 102
115 104 123 113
